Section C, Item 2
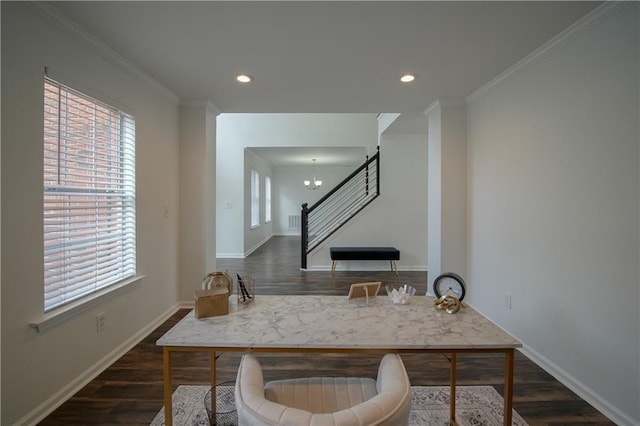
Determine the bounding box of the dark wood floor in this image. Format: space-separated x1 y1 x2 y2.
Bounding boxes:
40 236 613 425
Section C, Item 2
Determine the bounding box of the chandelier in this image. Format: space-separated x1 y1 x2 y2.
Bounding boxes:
304 159 323 190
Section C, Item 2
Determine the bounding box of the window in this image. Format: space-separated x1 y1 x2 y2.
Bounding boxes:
250 169 260 228
43 78 136 312
265 176 272 223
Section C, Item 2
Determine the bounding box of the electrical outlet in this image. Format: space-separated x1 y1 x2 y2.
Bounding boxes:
504 293 512 310
96 312 106 333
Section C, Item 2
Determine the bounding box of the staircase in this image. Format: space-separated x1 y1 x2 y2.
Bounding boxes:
301 147 380 269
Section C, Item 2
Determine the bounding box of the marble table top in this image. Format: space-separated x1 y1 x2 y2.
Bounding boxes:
157 295 521 350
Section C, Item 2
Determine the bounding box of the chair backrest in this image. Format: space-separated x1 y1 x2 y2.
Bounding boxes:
235 353 412 426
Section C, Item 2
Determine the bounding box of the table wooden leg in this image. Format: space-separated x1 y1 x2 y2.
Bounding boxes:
210 351 217 420
163 347 173 426
504 349 515 425
450 352 457 424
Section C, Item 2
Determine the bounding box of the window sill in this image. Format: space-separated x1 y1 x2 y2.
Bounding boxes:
30 275 145 333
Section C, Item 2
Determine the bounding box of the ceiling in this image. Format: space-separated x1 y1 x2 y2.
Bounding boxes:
51 1 599 115
248 146 367 167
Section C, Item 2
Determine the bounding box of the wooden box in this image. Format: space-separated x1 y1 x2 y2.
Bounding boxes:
195 287 229 319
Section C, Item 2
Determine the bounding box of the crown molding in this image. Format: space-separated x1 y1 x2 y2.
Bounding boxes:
422 97 466 116
23 1 180 105
466 1 631 105
180 99 223 115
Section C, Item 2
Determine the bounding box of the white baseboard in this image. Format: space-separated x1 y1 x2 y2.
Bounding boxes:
216 253 245 259
16 304 180 426
216 235 275 259
244 236 271 257
179 300 195 309
397 266 428 272
520 344 637 425
304 265 428 272
303 266 332 271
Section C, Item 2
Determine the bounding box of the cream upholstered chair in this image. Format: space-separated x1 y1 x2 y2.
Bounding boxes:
234 353 411 426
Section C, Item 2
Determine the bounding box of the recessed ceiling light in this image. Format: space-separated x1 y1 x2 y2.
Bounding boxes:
236 74 254 83
400 74 416 83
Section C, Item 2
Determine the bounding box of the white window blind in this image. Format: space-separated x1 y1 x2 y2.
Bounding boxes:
43 78 136 312
250 169 260 227
265 176 272 223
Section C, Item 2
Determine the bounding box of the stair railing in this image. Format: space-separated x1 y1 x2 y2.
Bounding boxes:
301 147 380 269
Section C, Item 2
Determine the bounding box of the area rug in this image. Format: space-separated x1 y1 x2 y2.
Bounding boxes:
151 384 528 426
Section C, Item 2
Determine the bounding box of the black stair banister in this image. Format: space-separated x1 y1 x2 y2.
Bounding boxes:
306 150 377 214
301 147 380 269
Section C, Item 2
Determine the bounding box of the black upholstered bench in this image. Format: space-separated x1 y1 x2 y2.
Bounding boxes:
330 247 400 274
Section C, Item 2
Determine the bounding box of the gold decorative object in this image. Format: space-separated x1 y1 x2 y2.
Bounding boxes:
433 294 464 314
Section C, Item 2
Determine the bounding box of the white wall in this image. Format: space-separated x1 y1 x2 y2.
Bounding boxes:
1 3 180 424
467 4 639 423
216 113 378 257
307 135 428 271
216 116 244 257
178 104 217 301
426 101 467 290
273 165 355 236
1 3 3 421
244 149 273 254
427 107 442 281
